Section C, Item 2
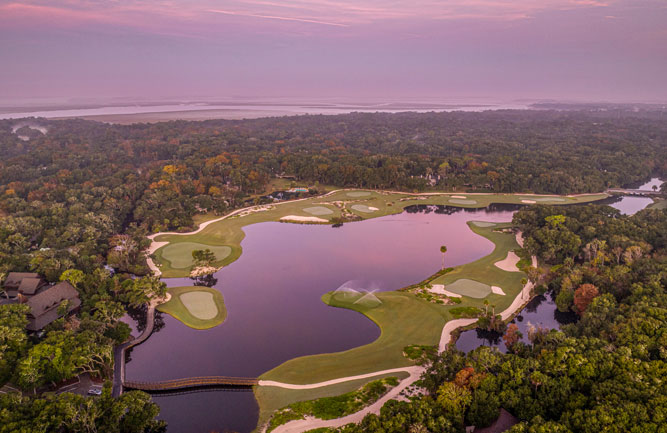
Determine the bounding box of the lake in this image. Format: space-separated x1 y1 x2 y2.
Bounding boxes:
126 204 519 432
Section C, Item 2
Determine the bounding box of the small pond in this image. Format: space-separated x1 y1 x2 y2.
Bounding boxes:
455 291 577 353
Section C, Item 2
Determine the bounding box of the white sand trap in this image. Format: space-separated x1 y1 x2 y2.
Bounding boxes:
451 195 467 199
347 191 372 197
521 199 536 204
471 221 497 227
280 215 328 223
179 292 218 320
303 206 334 216
429 284 462 298
494 251 522 272
491 286 506 295
449 199 477 205
351 204 379 213
353 292 382 307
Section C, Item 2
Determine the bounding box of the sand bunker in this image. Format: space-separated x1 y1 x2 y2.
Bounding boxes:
179 291 218 320
353 292 382 308
303 206 334 216
429 284 462 298
471 221 497 227
449 199 477 205
494 251 522 272
491 286 506 295
521 199 536 204
280 215 328 223
351 204 379 213
446 279 492 298
347 191 372 197
161 242 231 269
451 195 467 199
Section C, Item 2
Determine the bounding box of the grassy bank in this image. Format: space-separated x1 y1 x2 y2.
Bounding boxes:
254 372 409 433
152 189 606 277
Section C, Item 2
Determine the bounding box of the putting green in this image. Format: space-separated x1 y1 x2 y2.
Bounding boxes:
521 197 566 202
449 198 477 205
445 279 492 298
157 286 227 329
180 291 218 320
303 206 334 216
471 221 497 227
346 191 371 197
160 242 231 269
351 204 378 213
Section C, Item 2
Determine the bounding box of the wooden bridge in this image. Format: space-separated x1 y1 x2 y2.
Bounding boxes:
607 188 661 196
124 376 259 392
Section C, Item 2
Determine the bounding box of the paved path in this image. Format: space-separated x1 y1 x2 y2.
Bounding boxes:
112 296 167 397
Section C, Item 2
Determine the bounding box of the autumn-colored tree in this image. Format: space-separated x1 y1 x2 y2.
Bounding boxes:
503 323 522 351
573 283 599 315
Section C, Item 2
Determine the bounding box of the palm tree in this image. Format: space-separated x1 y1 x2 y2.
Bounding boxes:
440 245 447 270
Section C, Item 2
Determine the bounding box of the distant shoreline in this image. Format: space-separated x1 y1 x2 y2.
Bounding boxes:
0 101 529 123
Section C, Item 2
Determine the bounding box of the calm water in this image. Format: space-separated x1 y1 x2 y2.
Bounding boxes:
456 291 576 353
600 177 663 215
126 205 519 432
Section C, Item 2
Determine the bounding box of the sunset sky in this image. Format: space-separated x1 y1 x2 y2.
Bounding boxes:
1 0 666 102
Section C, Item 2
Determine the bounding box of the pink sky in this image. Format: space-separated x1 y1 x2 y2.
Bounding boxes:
1 0 665 102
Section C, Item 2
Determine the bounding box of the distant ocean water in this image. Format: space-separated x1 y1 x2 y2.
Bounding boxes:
0 101 529 120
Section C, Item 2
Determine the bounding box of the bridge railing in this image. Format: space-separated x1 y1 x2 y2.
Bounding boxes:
124 376 258 391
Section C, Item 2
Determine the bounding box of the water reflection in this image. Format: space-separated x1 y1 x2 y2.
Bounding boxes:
127 206 517 432
456 291 576 354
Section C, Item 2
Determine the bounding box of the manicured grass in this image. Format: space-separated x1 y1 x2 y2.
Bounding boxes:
254 221 529 430
430 223 525 311
449 198 477 205
260 291 448 384
253 372 409 433
471 221 497 227
266 377 399 431
648 199 667 210
180 291 218 319
303 206 335 216
156 286 227 329
445 279 492 298
160 242 231 269
152 189 607 277
346 191 372 197
350 204 378 213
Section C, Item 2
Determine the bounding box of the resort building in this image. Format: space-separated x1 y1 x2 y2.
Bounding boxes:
3 272 44 298
25 281 81 331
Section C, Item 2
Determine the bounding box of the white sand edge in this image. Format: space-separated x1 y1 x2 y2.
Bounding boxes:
451 195 467 199
521 199 536 204
494 251 522 272
491 286 506 295
280 215 328 223
429 284 462 298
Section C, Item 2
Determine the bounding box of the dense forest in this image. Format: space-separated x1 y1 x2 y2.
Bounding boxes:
0 111 665 432
338 206 667 433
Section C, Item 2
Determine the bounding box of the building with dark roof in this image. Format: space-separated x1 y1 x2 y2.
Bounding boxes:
4 272 41 297
25 281 81 331
17 277 47 296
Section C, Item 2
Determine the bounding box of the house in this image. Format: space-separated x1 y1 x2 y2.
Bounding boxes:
17 277 47 296
3 272 41 297
25 281 81 331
